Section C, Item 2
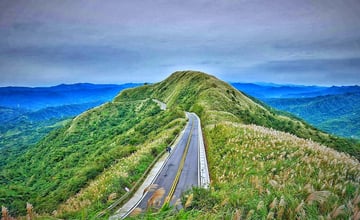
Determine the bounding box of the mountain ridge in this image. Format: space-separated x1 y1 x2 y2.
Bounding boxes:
116 71 359 159
0 83 141 110
1 71 359 219
231 82 360 98
116 71 360 219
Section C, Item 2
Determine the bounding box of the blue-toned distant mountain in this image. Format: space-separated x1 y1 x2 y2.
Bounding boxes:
231 83 360 139
265 93 360 139
231 82 360 98
0 83 141 110
0 83 141 159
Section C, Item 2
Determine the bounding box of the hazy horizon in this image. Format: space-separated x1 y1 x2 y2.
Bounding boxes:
1 77 359 88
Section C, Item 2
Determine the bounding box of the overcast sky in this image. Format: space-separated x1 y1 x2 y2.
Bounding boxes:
1 0 360 86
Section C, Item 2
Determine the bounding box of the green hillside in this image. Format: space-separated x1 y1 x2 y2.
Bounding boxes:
0 99 185 218
0 102 101 168
2 71 359 219
116 71 360 159
118 71 359 219
136 122 360 219
265 93 360 139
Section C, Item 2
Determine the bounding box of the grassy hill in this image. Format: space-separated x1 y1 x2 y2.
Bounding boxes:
0 99 185 218
117 71 359 219
138 122 360 219
2 71 359 219
0 83 141 176
117 71 360 159
0 102 101 149
0 102 105 173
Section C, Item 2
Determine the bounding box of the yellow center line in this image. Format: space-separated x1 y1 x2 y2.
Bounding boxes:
163 116 194 205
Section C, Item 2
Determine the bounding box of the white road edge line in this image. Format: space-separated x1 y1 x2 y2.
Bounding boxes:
109 113 189 220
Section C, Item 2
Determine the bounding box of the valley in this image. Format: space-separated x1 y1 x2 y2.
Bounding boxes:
264 93 360 139
232 83 360 140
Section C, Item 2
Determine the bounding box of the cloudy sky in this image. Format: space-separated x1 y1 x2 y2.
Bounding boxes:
1 0 360 86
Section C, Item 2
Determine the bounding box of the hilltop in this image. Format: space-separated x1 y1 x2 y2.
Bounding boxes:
118 71 360 219
117 71 360 159
1 71 359 219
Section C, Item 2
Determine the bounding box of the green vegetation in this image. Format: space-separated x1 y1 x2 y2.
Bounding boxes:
119 71 360 219
138 122 359 219
116 70 360 160
0 99 186 218
203 123 359 219
0 116 69 168
2 70 359 219
0 102 103 168
265 92 360 139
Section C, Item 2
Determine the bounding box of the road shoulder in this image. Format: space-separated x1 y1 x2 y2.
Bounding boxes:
110 118 187 219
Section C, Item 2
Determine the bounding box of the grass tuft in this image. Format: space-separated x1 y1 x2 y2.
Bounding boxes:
130 207 142 217
305 191 331 205
184 193 194 209
147 187 165 210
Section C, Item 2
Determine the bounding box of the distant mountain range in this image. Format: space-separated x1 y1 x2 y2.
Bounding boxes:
0 83 141 110
0 83 141 157
231 83 360 139
2 82 358 144
231 82 360 98
1 81 358 155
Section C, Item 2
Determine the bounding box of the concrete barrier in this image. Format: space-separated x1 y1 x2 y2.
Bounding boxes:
194 113 210 188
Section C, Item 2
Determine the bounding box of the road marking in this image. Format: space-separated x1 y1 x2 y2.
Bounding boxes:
163 115 194 205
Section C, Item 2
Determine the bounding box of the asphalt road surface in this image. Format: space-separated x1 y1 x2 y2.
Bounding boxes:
135 112 199 211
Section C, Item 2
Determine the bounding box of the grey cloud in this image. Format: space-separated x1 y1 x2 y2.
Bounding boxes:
272 38 360 58
0 0 360 86
0 45 141 66
256 58 360 73
238 58 360 85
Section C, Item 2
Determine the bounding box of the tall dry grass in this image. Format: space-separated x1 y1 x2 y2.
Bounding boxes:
147 187 165 209
1 206 9 220
204 122 360 219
